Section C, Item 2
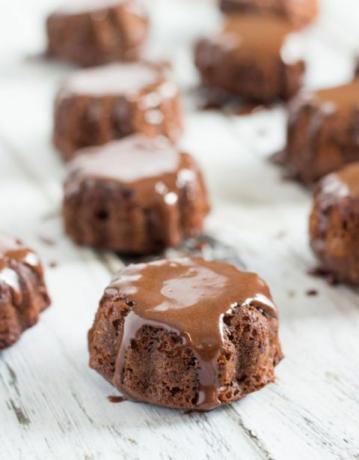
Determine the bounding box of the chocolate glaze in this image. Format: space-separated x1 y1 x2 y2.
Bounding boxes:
56 0 138 14
63 63 165 97
67 135 179 182
110 257 277 410
65 135 185 200
0 235 43 306
197 15 293 69
221 15 293 56
284 81 359 183
219 0 318 28
320 163 359 200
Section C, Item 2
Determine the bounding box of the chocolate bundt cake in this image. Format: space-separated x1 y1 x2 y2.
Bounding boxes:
194 14 305 103
219 0 318 29
88 257 282 411
53 62 183 160
46 0 149 67
310 163 359 285
283 80 359 184
63 135 210 254
0 235 50 350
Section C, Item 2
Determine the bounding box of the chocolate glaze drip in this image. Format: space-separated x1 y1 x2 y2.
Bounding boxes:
110 257 277 410
0 235 43 306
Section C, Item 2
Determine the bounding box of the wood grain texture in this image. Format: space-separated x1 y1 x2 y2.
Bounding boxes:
0 0 359 459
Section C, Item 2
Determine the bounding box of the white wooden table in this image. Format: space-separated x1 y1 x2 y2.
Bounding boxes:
1 1 359 458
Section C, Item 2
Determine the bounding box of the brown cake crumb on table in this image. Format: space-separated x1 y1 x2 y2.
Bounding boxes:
194 14 305 104
281 80 359 185
0 235 50 350
219 0 319 29
53 62 183 161
88 257 283 411
63 135 210 254
309 163 359 285
46 0 149 67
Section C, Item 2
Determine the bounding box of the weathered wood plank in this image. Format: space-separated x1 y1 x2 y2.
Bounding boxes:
1 0 359 459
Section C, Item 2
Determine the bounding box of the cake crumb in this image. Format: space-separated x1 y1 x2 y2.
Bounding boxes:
107 395 125 404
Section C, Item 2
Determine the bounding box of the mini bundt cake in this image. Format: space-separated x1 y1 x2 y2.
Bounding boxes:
283 80 359 184
46 0 149 67
88 257 283 411
219 0 318 29
194 14 305 103
54 62 183 160
0 235 50 350
63 135 210 254
309 163 359 285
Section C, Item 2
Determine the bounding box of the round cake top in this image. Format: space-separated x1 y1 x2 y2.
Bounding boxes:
55 0 144 15
110 256 277 410
219 14 293 56
314 80 359 112
0 235 43 300
320 163 359 200
63 63 161 96
0 235 40 270
67 135 180 184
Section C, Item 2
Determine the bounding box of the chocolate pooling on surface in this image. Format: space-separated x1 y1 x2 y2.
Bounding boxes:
110 257 277 410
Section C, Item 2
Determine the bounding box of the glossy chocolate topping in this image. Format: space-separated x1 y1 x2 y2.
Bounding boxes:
111 257 277 410
68 135 178 182
64 63 161 96
65 135 198 213
0 235 42 305
56 0 145 15
321 163 359 199
315 80 359 111
220 15 293 55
